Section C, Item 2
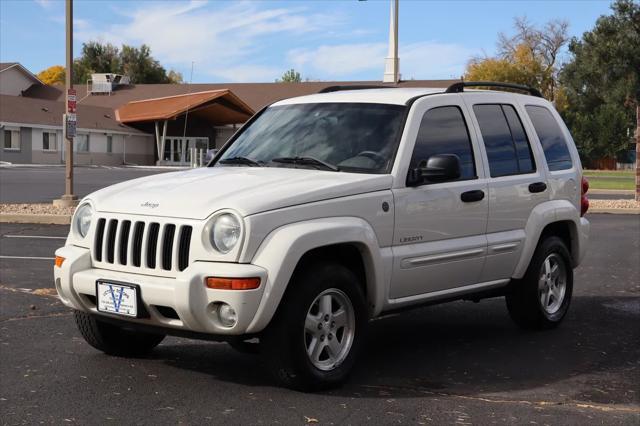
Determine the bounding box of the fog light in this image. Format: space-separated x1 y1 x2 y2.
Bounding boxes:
216 303 237 328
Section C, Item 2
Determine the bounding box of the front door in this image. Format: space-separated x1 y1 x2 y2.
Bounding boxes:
390 95 489 300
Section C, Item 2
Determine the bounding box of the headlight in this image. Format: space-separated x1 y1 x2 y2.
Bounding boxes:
74 203 93 238
210 213 241 254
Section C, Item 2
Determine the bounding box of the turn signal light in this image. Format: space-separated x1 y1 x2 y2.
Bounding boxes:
205 277 261 290
54 256 65 268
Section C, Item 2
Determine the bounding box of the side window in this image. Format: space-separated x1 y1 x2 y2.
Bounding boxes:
473 104 535 177
525 105 572 171
410 106 476 181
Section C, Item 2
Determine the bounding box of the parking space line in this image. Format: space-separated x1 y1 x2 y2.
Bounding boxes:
0 255 55 260
3 235 66 240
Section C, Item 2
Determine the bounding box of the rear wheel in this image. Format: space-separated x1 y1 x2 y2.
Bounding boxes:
506 236 573 329
261 261 367 391
74 311 165 357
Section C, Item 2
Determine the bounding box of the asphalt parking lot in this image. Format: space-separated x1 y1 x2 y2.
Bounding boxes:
0 166 172 203
0 214 638 425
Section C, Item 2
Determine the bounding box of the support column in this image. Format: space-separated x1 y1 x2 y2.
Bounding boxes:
383 0 399 84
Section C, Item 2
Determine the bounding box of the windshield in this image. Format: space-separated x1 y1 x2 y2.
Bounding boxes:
213 103 407 173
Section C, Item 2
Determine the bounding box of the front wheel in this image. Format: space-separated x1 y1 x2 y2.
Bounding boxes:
74 311 165 357
506 236 573 329
261 261 368 391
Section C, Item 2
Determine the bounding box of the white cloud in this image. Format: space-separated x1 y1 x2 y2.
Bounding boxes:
34 0 52 8
287 40 474 80
75 0 340 82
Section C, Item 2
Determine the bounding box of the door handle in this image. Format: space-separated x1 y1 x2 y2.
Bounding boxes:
528 182 547 193
460 190 485 202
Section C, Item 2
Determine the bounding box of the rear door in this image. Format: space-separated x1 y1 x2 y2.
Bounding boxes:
463 93 549 281
390 95 489 300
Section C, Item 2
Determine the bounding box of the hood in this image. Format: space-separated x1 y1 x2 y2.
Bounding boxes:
89 166 393 220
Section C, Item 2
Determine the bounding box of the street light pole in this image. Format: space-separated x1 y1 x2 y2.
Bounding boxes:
54 0 78 207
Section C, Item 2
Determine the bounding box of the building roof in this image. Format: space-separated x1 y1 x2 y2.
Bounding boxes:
275 87 446 106
23 79 459 112
0 62 43 85
0 95 147 134
115 89 255 124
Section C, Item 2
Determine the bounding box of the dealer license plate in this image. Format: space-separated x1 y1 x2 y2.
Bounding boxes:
96 281 138 317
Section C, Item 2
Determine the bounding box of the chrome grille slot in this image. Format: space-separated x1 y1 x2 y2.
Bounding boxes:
118 220 131 265
178 226 192 272
161 224 176 270
146 223 160 269
93 216 194 275
106 219 118 263
131 222 145 267
94 218 106 262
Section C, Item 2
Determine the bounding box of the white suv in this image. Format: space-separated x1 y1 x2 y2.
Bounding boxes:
55 82 590 390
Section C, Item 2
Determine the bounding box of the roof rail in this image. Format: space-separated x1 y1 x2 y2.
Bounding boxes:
445 81 543 98
318 85 394 94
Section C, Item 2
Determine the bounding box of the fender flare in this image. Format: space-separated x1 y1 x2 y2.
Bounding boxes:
512 200 581 279
245 217 385 333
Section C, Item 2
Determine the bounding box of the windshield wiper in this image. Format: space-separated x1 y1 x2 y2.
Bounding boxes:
218 156 262 167
271 156 339 171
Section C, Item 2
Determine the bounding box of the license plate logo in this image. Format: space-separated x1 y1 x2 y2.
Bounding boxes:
97 282 137 317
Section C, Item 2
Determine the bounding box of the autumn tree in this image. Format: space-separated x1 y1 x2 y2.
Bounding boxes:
277 69 302 83
465 17 569 102
560 0 639 164
36 65 65 85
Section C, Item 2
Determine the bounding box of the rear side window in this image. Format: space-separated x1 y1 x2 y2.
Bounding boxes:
473 104 535 177
525 105 573 171
410 106 476 180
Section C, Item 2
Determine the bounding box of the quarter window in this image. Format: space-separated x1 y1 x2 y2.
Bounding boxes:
409 106 476 181
473 104 535 177
525 105 573 171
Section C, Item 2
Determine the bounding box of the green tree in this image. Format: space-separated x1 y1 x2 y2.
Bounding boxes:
465 17 569 101
277 68 302 83
560 0 639 164
37 65 65 85
69 41 177 84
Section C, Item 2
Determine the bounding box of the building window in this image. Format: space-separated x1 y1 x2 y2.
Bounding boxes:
43 131 57 151
75 134 90 152
107 135 113 153
3 129 20 151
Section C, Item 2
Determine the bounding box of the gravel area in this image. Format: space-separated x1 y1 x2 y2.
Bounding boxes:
0 203 76 216
589 199 640 210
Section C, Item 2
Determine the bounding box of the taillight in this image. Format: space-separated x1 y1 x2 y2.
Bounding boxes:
580 176 589 217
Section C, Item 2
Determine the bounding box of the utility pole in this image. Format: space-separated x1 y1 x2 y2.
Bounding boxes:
54 0 78 207
383 0 399 84
636 104 640 201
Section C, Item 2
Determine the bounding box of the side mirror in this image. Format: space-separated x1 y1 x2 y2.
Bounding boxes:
407 154 461 186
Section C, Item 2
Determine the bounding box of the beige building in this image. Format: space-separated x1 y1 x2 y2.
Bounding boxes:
1 62 458 166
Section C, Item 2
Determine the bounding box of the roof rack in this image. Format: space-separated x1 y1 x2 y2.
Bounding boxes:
445 81 543 98
318 85 394 94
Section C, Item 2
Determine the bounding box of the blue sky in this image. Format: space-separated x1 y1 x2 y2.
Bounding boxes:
1 0 613 83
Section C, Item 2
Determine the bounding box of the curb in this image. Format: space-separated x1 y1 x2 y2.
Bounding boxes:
589 208 640 215
0 214 71 224
589 189 635 195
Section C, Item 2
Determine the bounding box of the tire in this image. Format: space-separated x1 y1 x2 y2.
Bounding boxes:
74 310 165 357
506 236 573 330
261 261 368 391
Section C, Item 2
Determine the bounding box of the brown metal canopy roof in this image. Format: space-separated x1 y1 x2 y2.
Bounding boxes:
115 89 254 125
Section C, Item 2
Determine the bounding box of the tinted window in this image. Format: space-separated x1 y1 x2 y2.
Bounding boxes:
410 106 475 180
525 105 572 171
503 105 535 173
217 103 406 174
474 104 535 176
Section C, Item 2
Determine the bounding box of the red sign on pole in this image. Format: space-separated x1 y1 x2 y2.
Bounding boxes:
67 88 77 113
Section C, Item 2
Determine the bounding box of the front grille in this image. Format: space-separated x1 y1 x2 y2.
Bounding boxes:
93 218 192 272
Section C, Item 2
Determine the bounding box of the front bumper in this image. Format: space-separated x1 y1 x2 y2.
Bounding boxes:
54 245 268 335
